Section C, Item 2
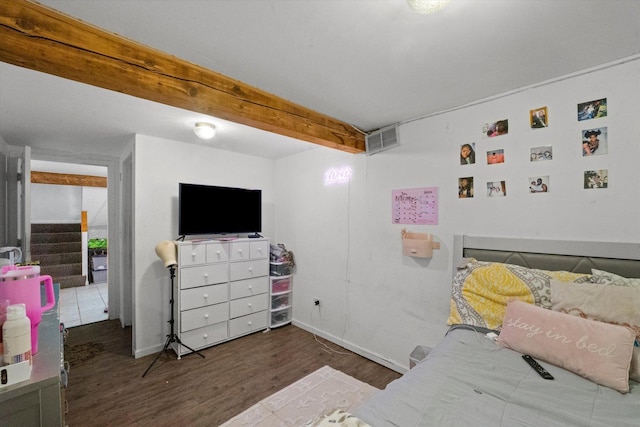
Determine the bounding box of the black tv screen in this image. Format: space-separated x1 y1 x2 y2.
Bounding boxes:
178 183 262 236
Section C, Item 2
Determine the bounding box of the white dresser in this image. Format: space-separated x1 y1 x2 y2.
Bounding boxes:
173 238 269 356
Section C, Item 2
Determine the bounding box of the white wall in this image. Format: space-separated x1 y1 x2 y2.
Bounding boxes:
30 161 109 237
275 57 640 371
133 135 276 357
31 184 82 223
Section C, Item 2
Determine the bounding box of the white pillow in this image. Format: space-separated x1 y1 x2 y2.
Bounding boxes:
551 279 640 340
591 269 640 287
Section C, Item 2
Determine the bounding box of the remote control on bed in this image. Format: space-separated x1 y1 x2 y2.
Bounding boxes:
522 354 554 380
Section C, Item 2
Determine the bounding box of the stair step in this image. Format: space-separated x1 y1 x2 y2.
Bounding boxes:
31 231 82 244
58 275 87 289
31 223 87 289
31 242 82 255
36 252 83 266
31 223 80 233
39 263 83 278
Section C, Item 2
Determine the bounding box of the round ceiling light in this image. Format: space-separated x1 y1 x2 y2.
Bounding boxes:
407 0 450 15
194 122 216 139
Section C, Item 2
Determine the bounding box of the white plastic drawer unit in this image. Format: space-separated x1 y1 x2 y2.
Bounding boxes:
229 311 268 338
179 263 228 289
180 283 228 311
229 294 268 319
180 302 229 332
229 277 268 300
271 276 291 294
270 307 291 326
271 294 290 310
229 260 269 282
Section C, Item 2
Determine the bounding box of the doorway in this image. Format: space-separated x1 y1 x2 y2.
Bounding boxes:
31 160 110 327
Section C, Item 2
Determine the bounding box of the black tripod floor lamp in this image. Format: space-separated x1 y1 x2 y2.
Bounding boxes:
142 240 204 377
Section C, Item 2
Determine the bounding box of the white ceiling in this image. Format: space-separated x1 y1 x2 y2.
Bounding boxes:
2 0 640 160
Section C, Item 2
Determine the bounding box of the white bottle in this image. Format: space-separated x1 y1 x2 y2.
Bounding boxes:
3 303 31 365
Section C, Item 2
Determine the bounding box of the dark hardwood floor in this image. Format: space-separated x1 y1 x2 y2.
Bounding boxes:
63 321 402 426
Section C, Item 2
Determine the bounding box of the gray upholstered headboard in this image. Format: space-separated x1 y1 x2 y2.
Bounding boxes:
452 235 640 278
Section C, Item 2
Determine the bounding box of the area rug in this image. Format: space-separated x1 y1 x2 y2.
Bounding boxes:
220 365 379 427
64 342 105 367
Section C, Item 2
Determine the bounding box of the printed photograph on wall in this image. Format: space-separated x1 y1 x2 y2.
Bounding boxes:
584 169 608 189
577 98 607 121
530 145 553 161
482 119 509 138
487 149 505 165
487 181 506 197
460 143 476 165
529 175 549 193
530 106 548 128
458 177 474 198
582 127 608 156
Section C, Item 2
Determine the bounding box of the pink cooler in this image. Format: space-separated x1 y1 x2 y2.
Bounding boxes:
0 265 56 354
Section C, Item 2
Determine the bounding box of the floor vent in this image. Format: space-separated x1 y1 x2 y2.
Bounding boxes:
365 124 400 155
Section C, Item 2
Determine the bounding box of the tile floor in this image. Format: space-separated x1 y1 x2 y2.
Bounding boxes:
59 282 109 328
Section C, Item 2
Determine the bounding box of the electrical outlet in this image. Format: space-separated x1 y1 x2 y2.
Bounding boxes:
313 298 320 306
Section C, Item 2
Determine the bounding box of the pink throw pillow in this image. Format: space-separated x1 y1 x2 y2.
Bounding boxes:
497 299 635 393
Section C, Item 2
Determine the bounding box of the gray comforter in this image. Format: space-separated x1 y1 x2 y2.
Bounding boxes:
354 327 640 426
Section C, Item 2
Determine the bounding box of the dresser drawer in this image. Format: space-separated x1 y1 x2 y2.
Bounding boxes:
229 311 267 338
180 302 229 332
250 240 269 259
229 294 268 319
229 260 268 281
177 322 228 353
229 277 268 300
229 241 251 261
206 242 230 263
179 263 228 289
180 283 228 311
179 242 207 266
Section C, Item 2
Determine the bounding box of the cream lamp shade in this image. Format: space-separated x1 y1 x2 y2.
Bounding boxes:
155 240 177 267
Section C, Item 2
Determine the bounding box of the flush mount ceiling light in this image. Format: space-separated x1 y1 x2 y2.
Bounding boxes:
407 0 450 15
193 122 216 139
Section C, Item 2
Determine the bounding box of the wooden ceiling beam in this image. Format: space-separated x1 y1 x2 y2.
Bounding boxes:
31 171 107 187
0 0 365 154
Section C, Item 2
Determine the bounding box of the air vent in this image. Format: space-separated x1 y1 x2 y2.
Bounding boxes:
365 124 400 155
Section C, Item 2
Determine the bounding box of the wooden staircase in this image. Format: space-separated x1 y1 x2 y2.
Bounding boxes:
31 223 86 289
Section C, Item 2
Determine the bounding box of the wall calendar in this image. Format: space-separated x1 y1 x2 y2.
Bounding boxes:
392 187 439 225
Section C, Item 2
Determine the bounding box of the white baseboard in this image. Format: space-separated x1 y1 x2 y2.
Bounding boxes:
292 320 407 374
134 344 164 359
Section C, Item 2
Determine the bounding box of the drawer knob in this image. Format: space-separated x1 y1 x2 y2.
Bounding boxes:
238 249 243 253
204 314 209 319
203 334 208 339
248 321 252 326
203 294 208 298
248 267 253 272
216 250 221 255
248 285 253 290
191 252 196 257
248 303 252 308
411 249 418 254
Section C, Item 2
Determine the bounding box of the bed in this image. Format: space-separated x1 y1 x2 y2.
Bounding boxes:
350 235 640 427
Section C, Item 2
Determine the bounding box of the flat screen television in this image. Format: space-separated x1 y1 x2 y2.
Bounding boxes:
178 183 262 237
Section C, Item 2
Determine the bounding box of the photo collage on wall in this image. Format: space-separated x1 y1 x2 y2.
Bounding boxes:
457 97 609 198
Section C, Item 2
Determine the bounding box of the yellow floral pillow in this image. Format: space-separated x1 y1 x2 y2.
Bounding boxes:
447 260 590 330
